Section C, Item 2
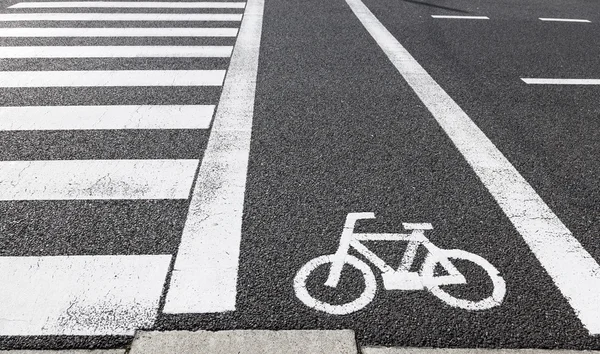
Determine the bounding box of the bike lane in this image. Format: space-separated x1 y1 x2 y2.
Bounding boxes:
160 0 600 348
354 0 600 344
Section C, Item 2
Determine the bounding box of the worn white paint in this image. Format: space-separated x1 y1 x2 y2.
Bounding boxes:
522 78 600 85
539 18 590 23
10 1 246 8
431 15 489 19
0 46 233 58
0 27 239 37
0 13 242 21
0 159 198 200
0 105 215 130
163 0 264 313
346 0 600 334
0 70 225 87
0 255 171 335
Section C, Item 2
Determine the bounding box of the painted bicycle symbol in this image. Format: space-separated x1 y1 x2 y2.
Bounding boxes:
294 212 506 314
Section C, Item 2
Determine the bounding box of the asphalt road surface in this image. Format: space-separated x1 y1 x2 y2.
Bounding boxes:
0 0 599 350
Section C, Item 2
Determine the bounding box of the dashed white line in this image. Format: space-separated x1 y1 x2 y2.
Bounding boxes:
0 13 243 21
346 0 600 335
0 255 171 335
539 18 590 23
431 15 489 19
164 0 265 313
0 159 198 200
10 1 246 8
0 70 225 87
0 46 233 58
0 105 215 130
0 27 239 37
522 78 600 85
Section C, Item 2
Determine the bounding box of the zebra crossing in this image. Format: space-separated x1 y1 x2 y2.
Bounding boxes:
0 0 261 336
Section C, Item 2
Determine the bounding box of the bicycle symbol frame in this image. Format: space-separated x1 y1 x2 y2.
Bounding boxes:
294 212 506 315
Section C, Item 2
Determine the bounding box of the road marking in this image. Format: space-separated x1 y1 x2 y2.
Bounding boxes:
431 15 489 19
522 78 600 85
0 105 215 130
10 1 246 8
0 27 239 37
0 70 225 87
295 213 505 314
539 18 591 23
0 159 198 200
0 45 233 58
346 0 600 335
164 0 264 313
0 255 171 335
0 13 243 21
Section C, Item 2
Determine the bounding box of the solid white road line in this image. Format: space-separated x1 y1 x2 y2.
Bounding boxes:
0 46 233 58
10 1 246 8
0 13 242 21
0 255 171 335
346 0 600 335
163 0 264 314
522 78 600 85
0 159 198 200
0 27 239 37
0 70 225 87
539 18 591 23
0 105 215 130
431 15 489 19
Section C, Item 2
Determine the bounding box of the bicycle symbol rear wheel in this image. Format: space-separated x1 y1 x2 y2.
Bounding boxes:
293 254 377 315
421 249 506 310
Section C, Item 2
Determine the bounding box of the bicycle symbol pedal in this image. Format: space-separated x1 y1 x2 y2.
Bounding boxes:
293 212 506 315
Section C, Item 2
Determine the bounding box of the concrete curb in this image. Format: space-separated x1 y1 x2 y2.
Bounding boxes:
2 331 598 353
362 350 600 354
0 351 125 354
129 329 358 354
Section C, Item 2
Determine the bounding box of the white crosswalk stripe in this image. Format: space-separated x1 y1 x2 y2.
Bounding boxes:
10 1 247 8
0 46 233 58
0 70 226 87
0 255 172 335
0 13 243 21
0 0 256 336
0 159 199 200
0 27 239 37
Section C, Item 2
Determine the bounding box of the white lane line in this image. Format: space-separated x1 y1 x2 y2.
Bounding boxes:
0 27 239 37
10 1 246 8
0 13 242 21
0 70 225 87
0 105 214 130
522 78 600 85
346 0 600 335
164 0 264 314
431 15 489 19
0 46 233 58
0 159 198 200
539 18 591 23
0 255 171 335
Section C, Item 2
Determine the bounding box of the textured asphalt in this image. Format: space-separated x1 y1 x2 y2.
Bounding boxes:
1 0 600 350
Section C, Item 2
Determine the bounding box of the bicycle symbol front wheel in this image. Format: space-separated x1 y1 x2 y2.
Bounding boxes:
422 249 506 310
293 254 377 315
